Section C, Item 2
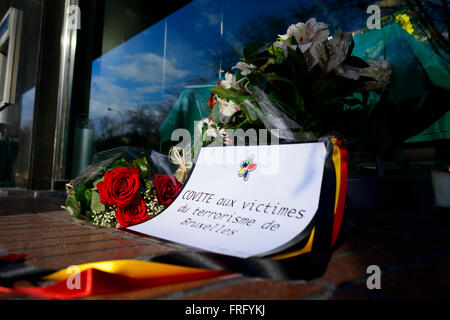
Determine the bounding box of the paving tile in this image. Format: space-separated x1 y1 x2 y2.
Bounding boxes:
0 221 71 231
0 223 91 237
1 233 121 252
88 274 240 300
181 278 325 300
319 236 450 286
17 239 153 260
1 205 449 300
42 211 73 218
333 229 402 256
355 214 450 236
0 228 106 243
327 288 386 300
28 244 176 270
354 250 450 299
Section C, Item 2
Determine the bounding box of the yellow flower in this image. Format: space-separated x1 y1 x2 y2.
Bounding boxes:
395 13 416 37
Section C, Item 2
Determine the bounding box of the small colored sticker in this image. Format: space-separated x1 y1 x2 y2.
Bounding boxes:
238 155 256 181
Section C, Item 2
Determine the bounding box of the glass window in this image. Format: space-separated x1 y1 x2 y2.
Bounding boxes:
0 2 42 188
60 0 385 179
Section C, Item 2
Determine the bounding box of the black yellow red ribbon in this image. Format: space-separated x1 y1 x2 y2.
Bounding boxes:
0 259 232 299
330 138 348 247
269 138 348 259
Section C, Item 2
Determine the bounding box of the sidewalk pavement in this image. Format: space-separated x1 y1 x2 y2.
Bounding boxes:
0 195 449 299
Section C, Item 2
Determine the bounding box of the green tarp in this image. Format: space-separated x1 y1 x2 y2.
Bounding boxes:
159 85 213 143
353 24 450 143
405 111 450 143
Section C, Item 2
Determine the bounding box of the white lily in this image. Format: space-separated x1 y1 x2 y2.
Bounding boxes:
232 61 256 76
288 18 330 53
196 117 213 132
335 64 360 80
359 59 392 90
197 117 226 143
307 30 353 74
220 72 240 89
204 127 218 139
217 98 239 123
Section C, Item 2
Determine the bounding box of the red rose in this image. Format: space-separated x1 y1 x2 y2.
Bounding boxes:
153 174 182 207
97 167 140 207
115 197 149 227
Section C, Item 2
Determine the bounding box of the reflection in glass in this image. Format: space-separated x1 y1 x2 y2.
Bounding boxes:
71 0 378 178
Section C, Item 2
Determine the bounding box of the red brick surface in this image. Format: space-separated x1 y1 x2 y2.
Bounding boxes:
181 278 326 300
1 206 450 300
89 274 241 300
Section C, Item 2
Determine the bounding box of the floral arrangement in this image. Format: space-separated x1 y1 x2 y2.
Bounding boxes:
64 155 182 228
197 18 391 146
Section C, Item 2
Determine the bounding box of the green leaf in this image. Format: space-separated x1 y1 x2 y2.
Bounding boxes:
323 96 345 106
239 100 266 125
238 101 259 124
109 158 130 170
90 191 105 212
344 56 370 68
211 86 238 100
344 98 364 105
243 42 271 62
268 44 285 63
265 73 295 86
74 184 88 208
84 188 93 207
132 157 150 180
212 101 221 123
65 194 82 218
310 64 324 84
294 87 305 112
145 180 152 191
286 47 308 85
268 91 296 115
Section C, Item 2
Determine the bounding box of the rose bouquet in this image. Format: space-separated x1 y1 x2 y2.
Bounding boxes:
64 147 182 228
197 18 391 147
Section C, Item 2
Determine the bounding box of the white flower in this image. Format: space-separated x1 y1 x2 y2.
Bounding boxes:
232 62 256 76
359 59 392 90
197 117 213 132
329 30 352 59
217 98 239 123
220 72 239 89
288 18 330 53
274 18 330 58
205 127 218 139
196 117 226 143
335 64 360 80
307 30 353 74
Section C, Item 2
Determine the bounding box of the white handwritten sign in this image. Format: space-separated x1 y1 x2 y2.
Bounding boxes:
128 143 327 258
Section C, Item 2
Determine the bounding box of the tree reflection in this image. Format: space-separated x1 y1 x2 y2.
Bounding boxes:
93 90 179 152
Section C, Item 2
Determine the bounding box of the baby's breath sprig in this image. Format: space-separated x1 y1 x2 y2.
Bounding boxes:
144 188 164 217
90 205 118 228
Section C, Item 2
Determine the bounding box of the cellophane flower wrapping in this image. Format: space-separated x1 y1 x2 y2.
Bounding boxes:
64 147 180 228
